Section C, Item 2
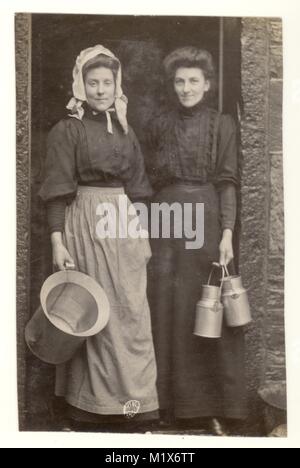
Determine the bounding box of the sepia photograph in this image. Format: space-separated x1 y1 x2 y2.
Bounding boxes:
15 10 288 441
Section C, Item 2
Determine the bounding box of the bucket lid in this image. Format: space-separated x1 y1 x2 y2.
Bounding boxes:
222 288 248 297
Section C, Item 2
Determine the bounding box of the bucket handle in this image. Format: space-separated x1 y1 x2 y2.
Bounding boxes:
222 264 251 296
222 263 237 295
223 264 230 278
207 262 225 293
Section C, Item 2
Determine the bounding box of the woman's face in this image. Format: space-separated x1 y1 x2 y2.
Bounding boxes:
84 67 116 112
174 67 210 108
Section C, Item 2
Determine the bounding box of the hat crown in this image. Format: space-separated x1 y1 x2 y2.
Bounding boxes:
41 270 110 337
47 283 98 334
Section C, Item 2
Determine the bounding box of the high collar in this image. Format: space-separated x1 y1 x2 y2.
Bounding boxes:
176 99 207 118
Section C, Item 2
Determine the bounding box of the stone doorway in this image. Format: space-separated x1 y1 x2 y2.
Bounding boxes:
27 13 243 432
17 15 285 435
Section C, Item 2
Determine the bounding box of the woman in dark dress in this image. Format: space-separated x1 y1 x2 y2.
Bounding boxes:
146 47 247 435
39 45 159 431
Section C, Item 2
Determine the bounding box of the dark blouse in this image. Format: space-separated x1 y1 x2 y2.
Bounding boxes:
39 106 153 232
146 103 239 231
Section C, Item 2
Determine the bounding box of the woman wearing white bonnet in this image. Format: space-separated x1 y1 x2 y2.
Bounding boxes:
39 45 159 430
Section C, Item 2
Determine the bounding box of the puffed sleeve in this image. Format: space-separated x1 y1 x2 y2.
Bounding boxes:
125 128 154 202
215 115 239 231
38 119 78 202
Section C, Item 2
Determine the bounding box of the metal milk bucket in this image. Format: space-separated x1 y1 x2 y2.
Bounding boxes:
222 265 252 327
194 265 224 338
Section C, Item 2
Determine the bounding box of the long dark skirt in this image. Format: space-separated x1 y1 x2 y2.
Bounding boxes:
147 183 247 420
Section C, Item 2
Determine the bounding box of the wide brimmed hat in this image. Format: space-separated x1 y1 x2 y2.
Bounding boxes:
25 270 110 365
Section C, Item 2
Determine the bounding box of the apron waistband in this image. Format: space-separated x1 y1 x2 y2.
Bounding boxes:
77 185 125 195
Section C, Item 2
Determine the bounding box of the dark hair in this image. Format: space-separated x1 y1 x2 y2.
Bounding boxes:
163 47 216 98
164 47 215 80
82 54 119 82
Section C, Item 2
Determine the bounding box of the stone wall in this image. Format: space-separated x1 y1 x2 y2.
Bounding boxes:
240 17 285 426
16 13 32 431
16 15 286 433
263 19 286 407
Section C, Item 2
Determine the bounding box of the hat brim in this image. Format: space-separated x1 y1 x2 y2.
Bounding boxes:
40 270 110 337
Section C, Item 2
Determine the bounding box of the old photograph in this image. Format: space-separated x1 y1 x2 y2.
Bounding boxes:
16 12 286 438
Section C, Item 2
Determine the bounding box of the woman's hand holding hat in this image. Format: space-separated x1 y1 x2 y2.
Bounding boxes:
52 244 75 271
51 232 75 271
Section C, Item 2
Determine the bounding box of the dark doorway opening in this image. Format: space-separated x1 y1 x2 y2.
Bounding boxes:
31 15 241 138
27 14 242 431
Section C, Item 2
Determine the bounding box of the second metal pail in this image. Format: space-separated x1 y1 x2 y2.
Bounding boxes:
222 268 252 327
